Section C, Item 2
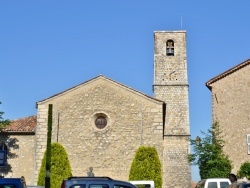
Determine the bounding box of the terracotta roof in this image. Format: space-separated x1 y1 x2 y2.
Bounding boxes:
206 58 250 90
3 115 37 132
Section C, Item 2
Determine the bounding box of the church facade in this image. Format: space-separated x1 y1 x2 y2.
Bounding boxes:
1 31 191 188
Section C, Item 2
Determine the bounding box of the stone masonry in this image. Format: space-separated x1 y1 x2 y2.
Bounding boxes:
0 134 36 185
206 59 250 174
153 31 191 187
2 30 192 188
35 77 164 183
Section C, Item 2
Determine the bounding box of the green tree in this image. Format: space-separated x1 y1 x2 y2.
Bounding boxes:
45 104 53 188
129 146 162 188
0 101 17 174
189 121 232 179
37 143 72 188
0 101 10 129
237 162 250 180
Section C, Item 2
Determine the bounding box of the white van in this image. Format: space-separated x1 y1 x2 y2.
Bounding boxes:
129 181 155 188
195 178 231 188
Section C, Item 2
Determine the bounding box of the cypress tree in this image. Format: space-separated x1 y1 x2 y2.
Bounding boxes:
38 142 72 188
45 104 52 188
129 146 162 188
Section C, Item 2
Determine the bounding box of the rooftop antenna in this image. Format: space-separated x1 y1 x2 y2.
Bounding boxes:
180 15 183 29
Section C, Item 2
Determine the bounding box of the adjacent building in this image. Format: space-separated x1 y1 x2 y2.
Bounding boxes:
206 58 250 174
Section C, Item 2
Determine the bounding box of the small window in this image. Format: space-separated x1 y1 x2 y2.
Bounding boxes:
91 112 110 131
90 184 109 188
0 142 8 166
95 116 107 129
207 182 217 188
220 182 229 188
166 40 174 56
247 134 250 154
114 185 135 188
69 184 86 188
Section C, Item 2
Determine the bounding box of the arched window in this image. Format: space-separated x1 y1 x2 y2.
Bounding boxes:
166 40 174 56
0 142 8 166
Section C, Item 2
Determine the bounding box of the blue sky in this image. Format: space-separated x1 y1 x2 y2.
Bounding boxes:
1 1 250 182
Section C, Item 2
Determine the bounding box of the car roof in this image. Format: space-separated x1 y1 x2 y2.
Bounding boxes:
0 178 24 181
63 176 136 187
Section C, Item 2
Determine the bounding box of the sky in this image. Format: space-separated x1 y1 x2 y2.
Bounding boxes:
1 0 250 182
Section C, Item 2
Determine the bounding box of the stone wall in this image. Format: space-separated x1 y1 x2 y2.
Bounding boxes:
153 31 188 86
35 76 164 183
153 31 191 188
163 136 191 187
209 64 250 173
1 135 36 185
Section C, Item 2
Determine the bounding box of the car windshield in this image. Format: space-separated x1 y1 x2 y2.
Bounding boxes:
242 184 250 188
0 185 16 188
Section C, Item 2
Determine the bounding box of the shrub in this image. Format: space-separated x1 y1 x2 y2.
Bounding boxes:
237 162 250 180
129 146 162 188
37 143 72 188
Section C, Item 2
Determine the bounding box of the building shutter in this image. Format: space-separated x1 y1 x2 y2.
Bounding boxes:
247 134 250 154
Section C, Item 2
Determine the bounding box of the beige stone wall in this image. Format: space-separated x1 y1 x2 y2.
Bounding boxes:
209 64 250 174
35 77 164 183
153 31 189 134
154 86 190 134
154 31 188 86
163 136 191 187
0 135 36 185
153 31 191 188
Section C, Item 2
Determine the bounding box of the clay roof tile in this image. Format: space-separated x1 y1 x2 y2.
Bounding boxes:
4 115 37 132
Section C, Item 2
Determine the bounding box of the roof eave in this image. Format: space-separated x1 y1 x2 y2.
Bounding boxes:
205 58 250 89
0 131 35 135
37 75 165 105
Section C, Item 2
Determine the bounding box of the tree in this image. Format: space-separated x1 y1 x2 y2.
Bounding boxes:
0 101 10 129
188 121 232 179
0 101 18 174
45 104 53 188
237 162 250 180
37 143 72 188
129 146 162 188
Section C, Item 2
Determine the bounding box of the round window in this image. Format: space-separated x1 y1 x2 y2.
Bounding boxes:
95 116 107 129
91 112 110 131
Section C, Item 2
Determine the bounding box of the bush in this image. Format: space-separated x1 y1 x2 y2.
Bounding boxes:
237 162 250 180
37 143 72 188
129 146 162 188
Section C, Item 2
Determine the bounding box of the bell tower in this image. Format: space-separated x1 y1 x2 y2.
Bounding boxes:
153 31 191 187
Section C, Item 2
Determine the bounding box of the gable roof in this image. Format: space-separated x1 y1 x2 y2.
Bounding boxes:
37 75 164 104
206 58 250 90
1 115 37 134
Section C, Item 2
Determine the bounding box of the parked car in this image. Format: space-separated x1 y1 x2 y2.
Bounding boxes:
195 178 231 188
61 176 137 188
0 176 27 188
228 181 250 188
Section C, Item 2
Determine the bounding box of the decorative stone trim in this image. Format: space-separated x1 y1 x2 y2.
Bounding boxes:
90 111 111 131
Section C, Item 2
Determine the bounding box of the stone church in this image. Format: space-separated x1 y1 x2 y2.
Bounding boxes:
0 31 191 188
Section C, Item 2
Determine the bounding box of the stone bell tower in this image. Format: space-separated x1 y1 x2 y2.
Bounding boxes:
153 31 191 188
